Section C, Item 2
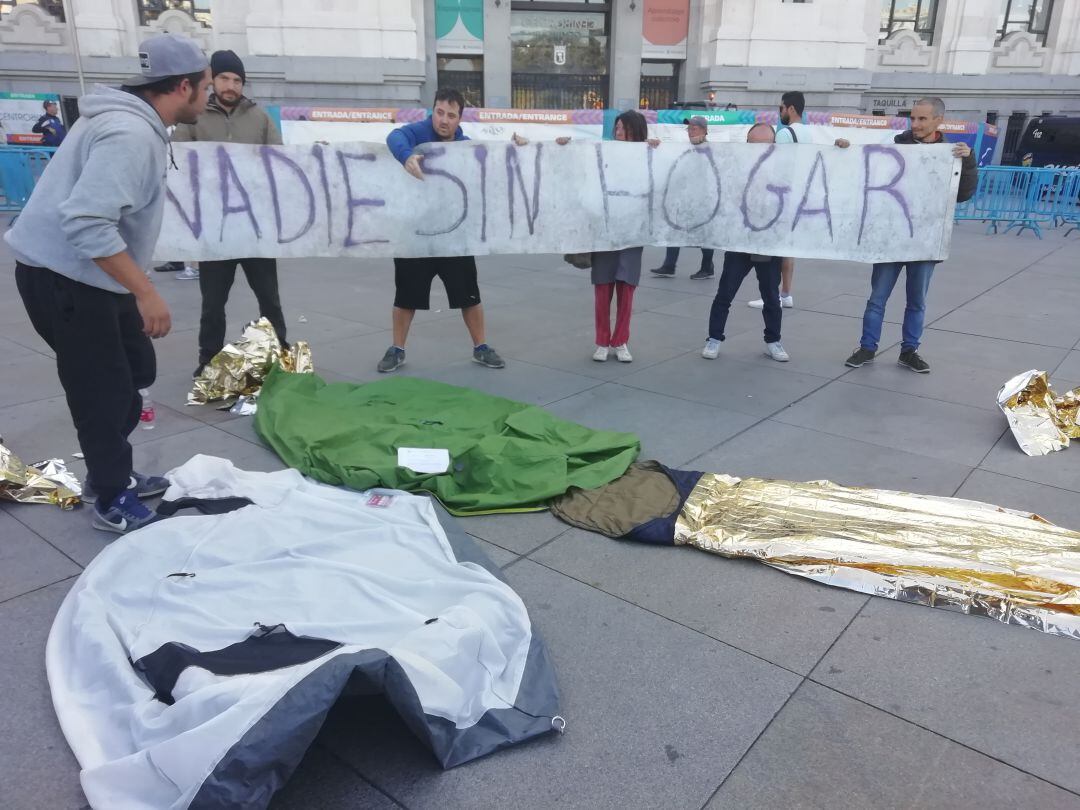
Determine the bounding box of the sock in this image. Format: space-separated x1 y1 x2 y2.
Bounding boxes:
474 343 488 352
392 345 405 352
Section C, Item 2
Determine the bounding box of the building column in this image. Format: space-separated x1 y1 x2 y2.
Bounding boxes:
483 0 510 108
70 0 131 57
679 0 707 103
422 0 437 105
609 1 643 110
937 0 995 74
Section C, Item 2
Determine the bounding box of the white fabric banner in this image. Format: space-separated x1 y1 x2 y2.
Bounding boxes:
156 140 961 263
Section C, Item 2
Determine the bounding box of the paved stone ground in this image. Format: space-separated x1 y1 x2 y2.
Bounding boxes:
2 224 1080 809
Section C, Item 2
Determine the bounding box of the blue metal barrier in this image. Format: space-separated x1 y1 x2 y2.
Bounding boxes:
955 165 1080 238
0 146 56 212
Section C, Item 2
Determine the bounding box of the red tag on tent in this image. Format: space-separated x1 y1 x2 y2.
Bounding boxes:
366 493 393 508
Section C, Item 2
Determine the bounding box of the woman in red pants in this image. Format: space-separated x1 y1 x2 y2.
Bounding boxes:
590 110 652 363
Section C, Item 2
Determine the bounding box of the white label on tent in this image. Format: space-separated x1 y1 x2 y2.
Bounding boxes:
397 448 451 474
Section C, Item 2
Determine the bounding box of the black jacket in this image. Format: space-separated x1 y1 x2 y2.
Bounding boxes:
894 129 978 202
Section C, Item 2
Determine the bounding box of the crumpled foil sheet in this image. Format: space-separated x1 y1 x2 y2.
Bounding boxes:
675 474 1080 640
997 369 1080 456
189 318 312 407
0 443 81 509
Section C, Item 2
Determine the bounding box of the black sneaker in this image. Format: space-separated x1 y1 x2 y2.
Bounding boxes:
650 266 676 277
898 350 930 373
690 267 714 280
193 363 206 380
154 261 183 273
377 346 405 373
845 347 876 368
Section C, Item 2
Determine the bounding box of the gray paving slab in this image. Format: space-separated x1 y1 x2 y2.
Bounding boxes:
980 429 1080 494
718 307 873 380
688 420 973 495
0 509 81 602
773 380 1006 467
840 328 1071 411
0 579 85 810
320 560 801 810
1054 349 1080 382
0 351 64 409
813 598 1080 794
544 382 758 466
469 536 519 567
955 469 1080 530
270 746 401 810
456 509 569 556
709 681 1080 810
416 358 601 407
621 351 832 416
932 308 1080 349
531 527 867 674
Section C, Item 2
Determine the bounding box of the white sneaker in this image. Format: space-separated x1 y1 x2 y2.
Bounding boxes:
592 345 609 362
748 297 787 309
614 344 633 362
702 338 721 359
177 265 200 280
765 341 790 362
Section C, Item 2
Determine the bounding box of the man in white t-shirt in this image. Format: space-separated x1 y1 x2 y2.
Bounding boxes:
748 90 849 310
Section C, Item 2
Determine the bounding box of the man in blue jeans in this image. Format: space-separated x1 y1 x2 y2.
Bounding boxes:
701 123 789 364
845 97 977 374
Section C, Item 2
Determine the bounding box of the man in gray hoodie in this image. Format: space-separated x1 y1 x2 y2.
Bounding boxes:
5 33 211 534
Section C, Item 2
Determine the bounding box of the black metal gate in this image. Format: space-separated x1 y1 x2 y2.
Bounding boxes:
639 73 678 111
437 70 483 108
511 73 607 110
1001 112 1028 165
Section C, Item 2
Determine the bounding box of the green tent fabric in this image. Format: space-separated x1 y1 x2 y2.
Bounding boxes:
254 368 640 515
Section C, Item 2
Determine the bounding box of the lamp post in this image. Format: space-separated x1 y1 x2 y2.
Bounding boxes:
61 0 87 96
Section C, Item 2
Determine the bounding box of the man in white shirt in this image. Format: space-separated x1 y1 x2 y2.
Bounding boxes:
748 91 848 310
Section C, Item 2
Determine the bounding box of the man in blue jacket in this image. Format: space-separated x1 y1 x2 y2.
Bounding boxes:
378 88 504 373
32 99 66 146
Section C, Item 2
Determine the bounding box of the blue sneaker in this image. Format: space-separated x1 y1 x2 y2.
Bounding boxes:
82 472 170 505
92 489 162 534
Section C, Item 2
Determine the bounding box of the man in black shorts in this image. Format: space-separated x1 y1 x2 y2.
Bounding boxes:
379 88 505 373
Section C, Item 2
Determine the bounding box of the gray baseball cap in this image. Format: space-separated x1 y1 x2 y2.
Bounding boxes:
125 33 209 87
687 116 709 130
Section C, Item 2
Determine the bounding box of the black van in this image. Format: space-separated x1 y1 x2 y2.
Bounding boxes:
1016 117 1080 169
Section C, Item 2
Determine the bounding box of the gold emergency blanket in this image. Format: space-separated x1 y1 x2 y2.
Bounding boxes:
189 318 312 406
675 474 1080 640
997 369 1080 456
0 443 81 509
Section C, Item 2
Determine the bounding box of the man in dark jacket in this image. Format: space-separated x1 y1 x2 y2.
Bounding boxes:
172 49 288 377
377 87 504 373
845 97 977 374
32 99 66 146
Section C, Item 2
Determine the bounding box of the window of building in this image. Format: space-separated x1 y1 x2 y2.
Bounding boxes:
879 0 938 44
986 111 999 125
437 57 484 108
639 61 678 111
510 2 611 109
0 0 64 21
998 0 1056 44
137 0 211 28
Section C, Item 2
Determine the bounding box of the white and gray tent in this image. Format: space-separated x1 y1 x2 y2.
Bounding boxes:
47 456 561 809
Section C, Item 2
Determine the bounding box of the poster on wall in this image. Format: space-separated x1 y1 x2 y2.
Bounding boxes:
436 0 483 55
0 92 61 144
642 0 690 59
